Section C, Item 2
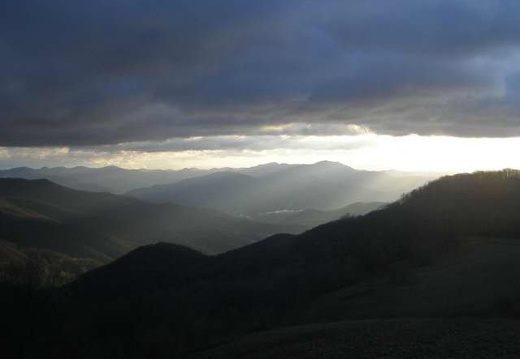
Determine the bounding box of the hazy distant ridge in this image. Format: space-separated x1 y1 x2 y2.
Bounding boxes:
0 178 303 263
127 161 434 215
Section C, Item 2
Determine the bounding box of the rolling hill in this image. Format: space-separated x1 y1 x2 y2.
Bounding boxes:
0 178 303 286
37 170 520 358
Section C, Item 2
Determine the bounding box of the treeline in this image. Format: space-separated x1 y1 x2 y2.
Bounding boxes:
0 242 102 288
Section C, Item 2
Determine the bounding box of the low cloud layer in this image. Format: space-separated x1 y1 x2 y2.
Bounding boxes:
2 0 520 147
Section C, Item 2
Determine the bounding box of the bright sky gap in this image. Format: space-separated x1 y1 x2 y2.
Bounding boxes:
2 135 520 173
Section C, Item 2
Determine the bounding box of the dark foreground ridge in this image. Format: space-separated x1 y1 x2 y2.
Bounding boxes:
186 319 520 359
3 170 520 358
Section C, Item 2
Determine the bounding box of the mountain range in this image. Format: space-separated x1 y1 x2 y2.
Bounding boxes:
0 162 355 194
3 170 520 358
0 161 433 222
28 169 517 358
0 162 405 287
127 161 433 215
0 165 216 193
0 178 304 286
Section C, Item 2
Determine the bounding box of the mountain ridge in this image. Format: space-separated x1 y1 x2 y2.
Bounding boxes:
128 162 433 215
0 177 305 287
55 170 520 357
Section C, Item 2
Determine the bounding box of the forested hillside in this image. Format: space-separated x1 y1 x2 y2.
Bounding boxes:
3 171 517 358
0 178 303 286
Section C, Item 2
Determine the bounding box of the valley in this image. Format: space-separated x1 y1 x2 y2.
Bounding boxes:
2 169 520 358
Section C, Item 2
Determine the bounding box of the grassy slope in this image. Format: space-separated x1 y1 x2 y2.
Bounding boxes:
186 319 520 359
187 236 520 358
302 236 520 322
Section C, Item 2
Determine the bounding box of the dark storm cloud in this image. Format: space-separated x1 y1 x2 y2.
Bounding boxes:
2 0 520 147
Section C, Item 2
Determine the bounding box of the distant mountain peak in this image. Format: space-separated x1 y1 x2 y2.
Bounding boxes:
313 160 353 169
251 162 287 168
100 165 123 170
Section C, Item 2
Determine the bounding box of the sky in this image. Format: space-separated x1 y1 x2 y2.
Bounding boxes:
1 0 520 172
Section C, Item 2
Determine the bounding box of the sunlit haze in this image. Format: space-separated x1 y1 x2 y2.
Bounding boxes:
2 134 520 173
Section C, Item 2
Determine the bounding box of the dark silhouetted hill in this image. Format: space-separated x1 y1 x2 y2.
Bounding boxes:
75 242 209 298
5 170 520 358
30 170 518 358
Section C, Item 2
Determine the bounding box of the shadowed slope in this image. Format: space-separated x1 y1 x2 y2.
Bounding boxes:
186 319 520 359
51 170 520 358
75 243 208 298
